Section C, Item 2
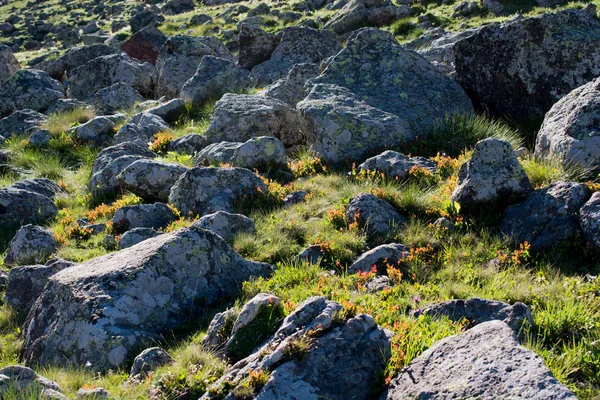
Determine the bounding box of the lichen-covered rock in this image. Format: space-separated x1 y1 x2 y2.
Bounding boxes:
67 54 154 100
535 77 600 177
140 98 187 123
169 134 208 154
420 298 533 334
118 227 160 249
168 166 267 217
580 192 600 249
131 112 170 139
237 24 279 70
10 178 66 199
196 136 286 170
501 181 591 251
29 130 51 147
0 70 64 117
163 0 195 14
93 83 145 115
296 245 325 264
453 7 600 123
0 366 68 400
4 225 58 266
347 243 410 275
193 211 255 242
201 296 392 400
204 94 304 147
116 159 188 202
383 321 576 400
0 109 47 139
262 63 320 106
76 387 112 400
180 56 251 106
130 347 173 379
113 124 147 147
324 0 397 35
120 23 166 64
0 187 58 229
130 8 165 33
59 44 121 77
67 116 117 147
0 45 19 83
153 36 233 99
111 203 177 233
284 190 309 207
202 308 238 350
251 26 341 84
346 193 406 237
414 26 481 75
22 226 273 372
451 138 532 213
358 150 437 179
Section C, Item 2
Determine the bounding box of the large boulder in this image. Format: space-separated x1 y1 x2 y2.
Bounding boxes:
130 8 165 34
358 150 437 179
59 44 121 76
180 56 252 106
453 7 600 123
501 181 591 251
153 36 233 99
347 243 410 275
297 29 473 164
346 193 406 237
4 225 58 266
169 134 208 154
22 226 273 372
324 0 398 35
193 211 255 243
579 192 600 249
200 296 392 400
0 70 64 117
195 136 286 170
168 166 267 217
204 94 304 147
118 227 161 249
0 187 58 229
111 203 178 233
116 159 188 202
93 83 145 115
0 109 47 139
383 321 576 399
67 54 154 100
0 45 19 83
251 26 341 84
10 178 66 200
535 77 600 177
451 138 532 213
67 116 117 147
238 25 279 70
0 366 68 400
262 63 320 106
120 23 166 64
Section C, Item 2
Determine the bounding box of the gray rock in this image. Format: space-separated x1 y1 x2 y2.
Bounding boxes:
0 45 19 83
93 83 145 115
76 388 112 400
180 56 251 106
204 94 304 147
0 366 67 400
296 245 325 264
262 63 320 106
0 70 64 117
433 217 454 231
0 270 7 291
348 243 410 275
120 24 166 64
22 226 273 372
113 124 148 147
0 188 58 230
358 150 437 179
346 193 405 237
535 77 600 177
111 203 177 233
190 14 212 25
4 225 58 266
153 36 233 99
193 211 255 242
580 192 600 249
67 54 154 100
168 166 267 217
237 24 279 70
59 44 120 76
453 7 600 123
169 134 208 154
116 159 188 202
451 139 532 213
324 0 397 35
163 0 195 14
132 112 170 139
283 190 309 207
383 321 576 400
141 98 187 123
0 109 47 139
202 308 238 350
195 136 286 170
501 181 591 252
130 8 165 33
67 116 116 147
11 178 66 199
45 99 90 115
365 275 391 292
129 347 173 379
29 129 51 147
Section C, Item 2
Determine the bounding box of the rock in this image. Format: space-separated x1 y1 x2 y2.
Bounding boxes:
433 217 454 231
366 275 391 292
121 24 166 64
141 98 187 123
535 77 600 177
116 159 188 202
180 56 252 106
580 192 600 248
76 388 112 400
453 7 600 123
452 0 480 17
113 124 148 147
296 245 325 264
324 0 397 35
130 8 165 33
22 226 273 372
284 190 309 207
153 36 233 99
298 29 472 164
93 83 145 115
420 298 533 334
0 70 64 117
501 181 591 252
46 99 90 115
358 150 437 179
29 129 51 147
193 211 255 242
4 225 58 266
190 14 212 25
201 296 392 400
132 112 170 138
111 203 177 233
347 243 410 275
225 293 284 361
451 139 532 213
0 45 19 83
346 193 406 237
82 21 100 34
118 227 160 249
67 116 116 147
204 94 304 147
59 44 120 76
130 347 173 379
262 63 320 106
0 109 47 139
0 270 7 291
169 134 208 154
383 321 576 400
168 166 267 217
11 178 66 199
251 26 341 84
202 308 238 350
196 136 286 170
237 24 279 70
67 54 154 100
0 365 67 400
163 0 195 14
0 187 58 229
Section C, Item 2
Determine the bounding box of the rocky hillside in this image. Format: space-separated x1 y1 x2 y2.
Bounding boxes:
1 0 600 398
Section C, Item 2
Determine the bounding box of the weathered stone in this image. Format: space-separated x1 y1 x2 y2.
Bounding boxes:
0 187 58 229
130 8 165 33
113 124 148 147
130 348 173 379
0 109 47 139
0 70 64 117
118 227 160 249
238 24 279 70
296 245 325 264
358 150 437 179
120 23 166 64
116 159 188 202
67 116 116 147
141 98 187 123
324 0 397 35
163 0 195 14
22 226 273 372
93 83 145 115
169 134 208 154
59 44 120 76
29 129 51 147
76 388 112 400
347 243 410 275
11 178 66 199
4 225 58 266
196 136 286 170
202 308 238 350
46 99 90 115
262 63 320 106
580 192 600 249
346 193 406 237
193 211 255 242
284 190 309 207
0 45 20 83
111 203 177 233
0 366 67 400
